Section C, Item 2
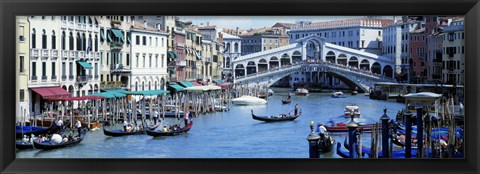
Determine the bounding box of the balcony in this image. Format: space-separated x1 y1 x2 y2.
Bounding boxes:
78 51 85 59
62 50 69 59
177 60 186 67
69 51 76 60
51 50 59 59
110 42 123 50
61 20 67 28
85 52 93 59
77 75 88 83
31 49 40 59
41 49 49 58
95 52 100 60
68 21 74 30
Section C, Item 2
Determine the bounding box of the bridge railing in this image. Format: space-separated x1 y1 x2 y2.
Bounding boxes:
305 60 396 82
235 63 303 81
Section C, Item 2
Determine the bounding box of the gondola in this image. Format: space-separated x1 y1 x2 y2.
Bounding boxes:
32 129 87 150
251 109 301 122
146 121 193 137
147 123 161 131
15 125 55 139
16 141 34 150
103 124 146 137
336 142 351 158
324 122 372 133
281 97 291 104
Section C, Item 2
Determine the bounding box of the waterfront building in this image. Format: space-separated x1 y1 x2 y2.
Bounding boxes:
184 24 203 81
426 16 449 83
382 17 422 82
172 20 187 82
222 28 247 36
240 27 289 56
289 18 392 55
442 17 465 85
16 16 30 122
197 25 225 81
130 21 169 91
409 27 427 84
221 32 242 81
27 16 101 116
99 16 132 90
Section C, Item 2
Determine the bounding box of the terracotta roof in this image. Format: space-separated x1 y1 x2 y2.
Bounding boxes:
295 18 393 30
272 22 296 29
197 25 217 30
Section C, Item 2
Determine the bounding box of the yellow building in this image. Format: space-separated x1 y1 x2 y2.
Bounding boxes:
240 27 289 56
16 16 30 123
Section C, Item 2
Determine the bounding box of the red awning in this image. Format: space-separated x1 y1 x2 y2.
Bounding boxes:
217 83 231 89
31 86 71 99
199 81 208 85
190 81 202 86
46 96 104 101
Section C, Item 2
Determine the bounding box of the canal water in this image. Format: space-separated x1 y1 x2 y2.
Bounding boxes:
16 88 405 158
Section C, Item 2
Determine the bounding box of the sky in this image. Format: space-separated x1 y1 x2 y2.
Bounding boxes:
178 16 396 30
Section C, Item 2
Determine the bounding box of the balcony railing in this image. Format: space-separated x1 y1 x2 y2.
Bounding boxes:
78 51 85 59
41 49 49 57
110 42 124 50
62 75 67 81
41 76 48 81
77 75 88 83
62 50 69 58
69 75 74 80
95 52 100 59
52 75 57 80
31 76 37 81
69 51 76 58
31 49 40 57
51 50 59 58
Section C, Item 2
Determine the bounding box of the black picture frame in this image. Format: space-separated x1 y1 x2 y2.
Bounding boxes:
1 0 479 173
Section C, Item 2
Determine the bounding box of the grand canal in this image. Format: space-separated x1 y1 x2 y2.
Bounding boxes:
17 88 405 158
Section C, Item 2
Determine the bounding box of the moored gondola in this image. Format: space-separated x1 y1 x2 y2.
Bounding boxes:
103 125 146 137
147 123 161 131
16 141 34 150
282 97 291 104
16 125 55 139
32 129 87 150
251 109 301 122
146 121 193 137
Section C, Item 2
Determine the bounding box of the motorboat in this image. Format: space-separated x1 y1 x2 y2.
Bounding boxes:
268 89 274 96
231 95 267 105
331 91 346 98
344 105 360 117
294 88 309 96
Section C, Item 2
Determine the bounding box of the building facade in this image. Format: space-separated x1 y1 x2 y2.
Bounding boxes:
442 17 465 85
290 18 393 55
130 21 169 91
16 16 30 122
221 32 242 81
240 27 289 56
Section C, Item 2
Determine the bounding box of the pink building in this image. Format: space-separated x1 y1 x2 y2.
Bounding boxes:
409 28 427 84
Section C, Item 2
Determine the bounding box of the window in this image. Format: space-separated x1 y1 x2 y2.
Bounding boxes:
42 62 46 77
136 55 139 67
19 26 25 41
143 36 146 45
51 30 56 49
126 54 130 66
136 35 140 45
32 29 36 48
143 55 145 67
52 62 55 76
161 54 164 68
69 32 74 50
31 62 36 78
155 55 158 67
162 38 164 47
20 90 25 102
19 56 24 73
62 62 66 79
149 37 152 46
361 40 365 48
61 31 66 50
42 30 47 49
155 37 158 46
149 55 152 68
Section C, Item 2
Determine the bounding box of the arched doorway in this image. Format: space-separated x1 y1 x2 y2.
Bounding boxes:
235 64 245 77
360 59 370 71
269 57 279 69
326 51 336 63
348 56 359 68
280 54 291 67
258 59 268 73
246 61 256 75
383 65 393 78
371 62 382 75
337 54 347 66
292 51 302 63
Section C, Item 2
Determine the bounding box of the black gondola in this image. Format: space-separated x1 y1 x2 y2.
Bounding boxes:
281 97 291 104
147 123 161 131
103 125 146 137
146 121 193 137
15 125 55 139
16 141 34 150
251 109 301 122
32 129 87 150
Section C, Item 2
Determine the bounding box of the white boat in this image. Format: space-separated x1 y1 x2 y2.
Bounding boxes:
331 91 346 98
294 88 309 96
231 95 268 105
344 105 360 117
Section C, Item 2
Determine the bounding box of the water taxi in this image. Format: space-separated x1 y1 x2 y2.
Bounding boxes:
344 105 360 117
232 95 268 105
295 88 309 96
331 91 346 98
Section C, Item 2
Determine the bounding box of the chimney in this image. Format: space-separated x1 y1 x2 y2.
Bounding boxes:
144 21 147 29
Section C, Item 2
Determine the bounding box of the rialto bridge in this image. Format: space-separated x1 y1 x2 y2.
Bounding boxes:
231 35 396 92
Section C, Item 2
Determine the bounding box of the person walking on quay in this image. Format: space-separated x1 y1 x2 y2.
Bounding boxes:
294 104 299 116
74 119 82 137
153 109 159 125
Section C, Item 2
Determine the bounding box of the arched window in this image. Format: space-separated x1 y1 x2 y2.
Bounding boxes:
42 29 47 49
76 33 81 51
82 33 87 51
234 43 239 53
31 29 36 48
94 34 98 51
61 31 66 50
68 32 73 50
51 30 56 49
88 34 92 52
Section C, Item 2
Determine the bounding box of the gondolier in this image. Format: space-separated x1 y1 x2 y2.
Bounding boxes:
123 120 128 132
294 104 299 116
55 118 63 133
184 111 189 127
153 109 159 125
74 119 82 137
